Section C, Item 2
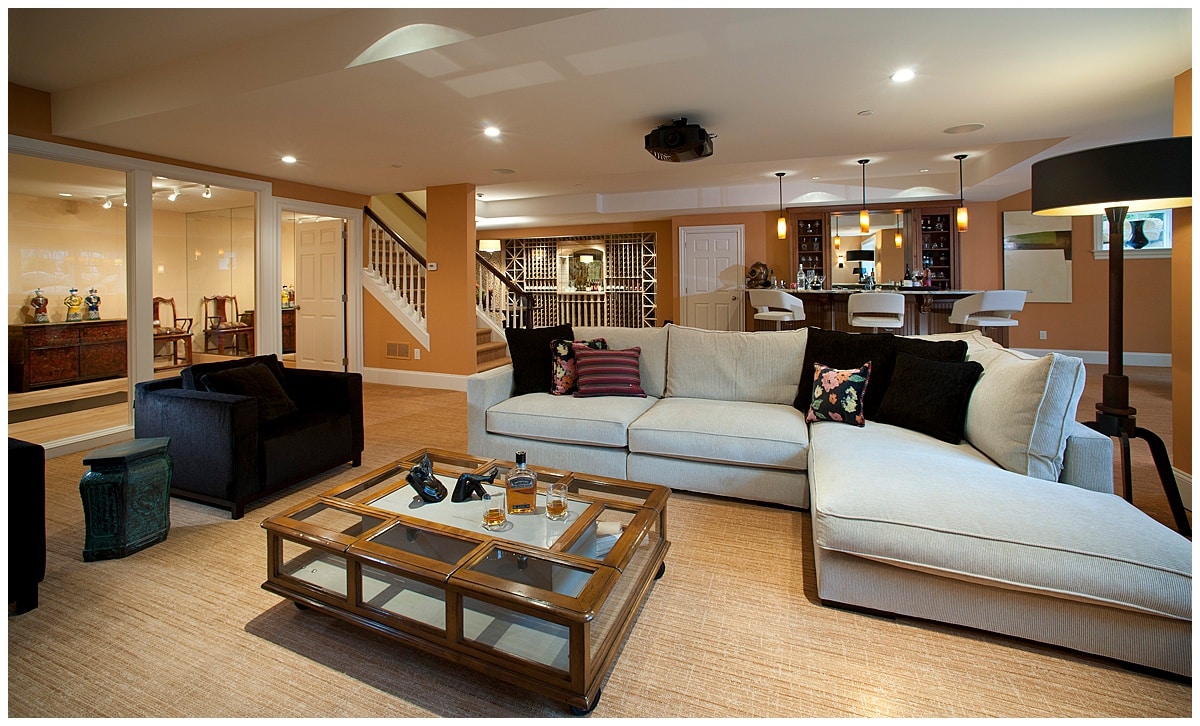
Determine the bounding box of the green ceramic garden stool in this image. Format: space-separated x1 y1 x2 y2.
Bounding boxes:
80 437 172 561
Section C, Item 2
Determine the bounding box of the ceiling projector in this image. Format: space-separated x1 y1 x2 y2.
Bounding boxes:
645 118 714 162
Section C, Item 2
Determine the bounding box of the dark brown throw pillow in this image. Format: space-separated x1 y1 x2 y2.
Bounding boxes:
200 362 299 423
874 350 984 444
794 328 967 419
505 324 574 396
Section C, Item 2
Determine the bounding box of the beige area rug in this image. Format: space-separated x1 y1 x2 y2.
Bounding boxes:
7 385 1191 717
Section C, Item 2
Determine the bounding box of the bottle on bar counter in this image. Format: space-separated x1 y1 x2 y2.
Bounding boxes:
505 451 537 514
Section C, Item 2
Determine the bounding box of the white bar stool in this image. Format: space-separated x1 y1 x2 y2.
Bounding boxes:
949 290 1027 329
749 289 805 331
847 292 904 333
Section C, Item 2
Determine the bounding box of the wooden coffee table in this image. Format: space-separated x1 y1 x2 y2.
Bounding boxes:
260 448 670 714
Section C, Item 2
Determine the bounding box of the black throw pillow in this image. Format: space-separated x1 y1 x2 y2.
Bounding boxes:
874 350 984 444
794 328 967 419
200 362 299 423
505 324 574 396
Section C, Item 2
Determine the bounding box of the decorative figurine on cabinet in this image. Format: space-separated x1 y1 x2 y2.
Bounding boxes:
84 287 102 320
64 287 83 322
30 288 49 323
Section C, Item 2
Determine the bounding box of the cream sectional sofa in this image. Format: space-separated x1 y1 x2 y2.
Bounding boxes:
466 324 1192 676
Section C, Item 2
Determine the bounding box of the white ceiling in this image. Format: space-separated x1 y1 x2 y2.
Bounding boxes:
7 8 1192 229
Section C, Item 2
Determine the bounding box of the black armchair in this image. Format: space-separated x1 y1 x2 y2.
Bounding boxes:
134 354 363 519
8 437 46 615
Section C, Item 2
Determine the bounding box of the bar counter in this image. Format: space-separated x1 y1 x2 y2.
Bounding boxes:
756 288 1005 346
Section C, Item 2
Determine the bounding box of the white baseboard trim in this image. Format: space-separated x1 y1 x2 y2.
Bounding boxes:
1174 467 1191 512
363 366 468 392
1014 349 1171 367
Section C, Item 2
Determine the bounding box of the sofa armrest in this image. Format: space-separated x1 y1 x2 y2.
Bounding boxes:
281 368 364 457
1058 421 1115 494
134 382 260 503
467 364 514 456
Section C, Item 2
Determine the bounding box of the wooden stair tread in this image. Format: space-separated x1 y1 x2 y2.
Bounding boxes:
476 356 511 373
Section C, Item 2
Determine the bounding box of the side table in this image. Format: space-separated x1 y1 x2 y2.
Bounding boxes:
80 437 173 562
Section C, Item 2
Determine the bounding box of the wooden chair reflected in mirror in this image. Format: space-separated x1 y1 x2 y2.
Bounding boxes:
202 295 254 356
152 296 193 369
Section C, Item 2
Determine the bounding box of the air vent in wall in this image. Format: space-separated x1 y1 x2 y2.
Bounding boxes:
385 342 410 359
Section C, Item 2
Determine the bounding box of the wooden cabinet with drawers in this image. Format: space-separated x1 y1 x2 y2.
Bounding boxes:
9 320 128 392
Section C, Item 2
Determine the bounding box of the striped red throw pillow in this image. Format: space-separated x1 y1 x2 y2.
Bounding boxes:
573 346 646 398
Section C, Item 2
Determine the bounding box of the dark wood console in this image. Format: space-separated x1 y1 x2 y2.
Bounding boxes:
9 319 128 392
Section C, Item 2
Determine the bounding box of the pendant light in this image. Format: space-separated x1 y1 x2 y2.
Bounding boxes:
955 154 969 232
833 215 841 250
775 172 787 240
858 159 870 233
894 212 903 248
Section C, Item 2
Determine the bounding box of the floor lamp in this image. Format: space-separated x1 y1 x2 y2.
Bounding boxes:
1031 136 1191 536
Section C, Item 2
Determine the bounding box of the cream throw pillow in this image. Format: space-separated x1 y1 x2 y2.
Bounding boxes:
664 325 808 405
963 347 1086 482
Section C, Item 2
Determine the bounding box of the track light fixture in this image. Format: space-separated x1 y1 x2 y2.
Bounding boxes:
775 172 787 240
168 188 180 202
955 154 968 232
858 159 870 233
203 185 212 199
101 198 113 210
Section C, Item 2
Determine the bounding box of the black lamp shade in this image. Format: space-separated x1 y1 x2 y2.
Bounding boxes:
1031 137 1191 216
844 250 874 262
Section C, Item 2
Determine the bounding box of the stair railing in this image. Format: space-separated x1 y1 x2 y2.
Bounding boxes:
365 207 426 326
476 253 534 330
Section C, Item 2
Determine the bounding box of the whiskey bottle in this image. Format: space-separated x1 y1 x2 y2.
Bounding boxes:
505 451 537 515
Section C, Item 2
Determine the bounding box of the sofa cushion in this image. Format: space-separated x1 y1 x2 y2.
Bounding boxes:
486 393 657 447
505 324 573 396
550 338 606 395
628 397 809 470
182 354 285 391
875 351 984 444
575 326 669 398
574 347 646 397
664 325 809 405
964 348 1085 481
200 362 298 423
794 329 967 419
804 361 870 427
808 421 1191 621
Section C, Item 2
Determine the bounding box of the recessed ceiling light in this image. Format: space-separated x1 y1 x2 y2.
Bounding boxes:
811 176 821 180
919 168 930 173
857 110 873 117
483 126 501 138
491 168 515 175
890 68 915 83
281 155 298 164
58 193 73 197
944 123 985 135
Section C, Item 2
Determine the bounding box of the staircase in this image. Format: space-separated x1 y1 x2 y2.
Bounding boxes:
476 327 510 372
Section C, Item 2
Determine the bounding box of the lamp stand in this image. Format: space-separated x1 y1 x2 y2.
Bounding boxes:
1085 205 1190 536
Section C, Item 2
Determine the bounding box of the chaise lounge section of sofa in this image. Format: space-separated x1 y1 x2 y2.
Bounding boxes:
467 323 1191 676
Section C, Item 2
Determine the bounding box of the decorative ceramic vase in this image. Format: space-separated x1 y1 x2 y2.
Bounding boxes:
1126 219 1151 249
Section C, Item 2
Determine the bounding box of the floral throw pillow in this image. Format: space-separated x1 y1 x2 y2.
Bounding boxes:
805 361 871 427
550 338 607 395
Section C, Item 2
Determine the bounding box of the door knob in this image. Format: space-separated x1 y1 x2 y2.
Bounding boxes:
731 295 737 300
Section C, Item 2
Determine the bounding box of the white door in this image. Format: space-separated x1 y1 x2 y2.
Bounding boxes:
296 219 346 370
679 225 744 330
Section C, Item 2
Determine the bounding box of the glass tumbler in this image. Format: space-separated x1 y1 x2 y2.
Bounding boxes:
481 491 507 530
545 481 569 520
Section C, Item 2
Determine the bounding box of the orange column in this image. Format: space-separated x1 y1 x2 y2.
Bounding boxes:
425 183 478 375
1171 69 1191 479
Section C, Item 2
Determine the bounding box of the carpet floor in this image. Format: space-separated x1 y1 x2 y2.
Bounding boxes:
7 378 1192 717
